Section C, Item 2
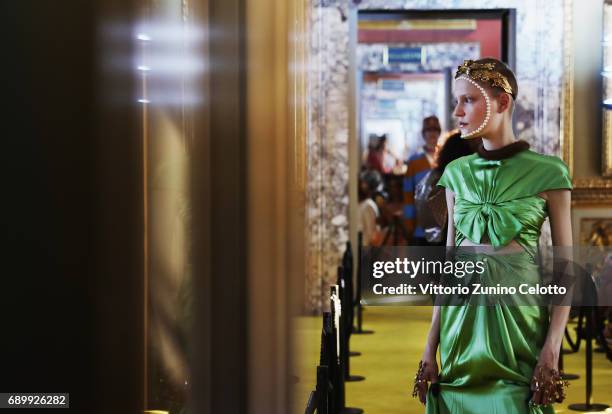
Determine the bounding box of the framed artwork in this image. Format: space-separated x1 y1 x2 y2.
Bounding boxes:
572 208 612 246
603 0 612 177
580 218 612 246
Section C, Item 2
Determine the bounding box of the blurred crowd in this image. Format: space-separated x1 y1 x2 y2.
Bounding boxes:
359 115 479 247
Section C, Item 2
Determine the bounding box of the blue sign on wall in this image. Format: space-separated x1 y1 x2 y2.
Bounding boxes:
386 47 423 64
380 79 405 91
377 99 396 111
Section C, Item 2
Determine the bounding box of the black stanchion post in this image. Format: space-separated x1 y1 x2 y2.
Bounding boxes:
356 232 363 332
305 390 317 414
315 366 328 414
342 243 361 357
354 232 374 335
317 312 336 414
594 305 612 361
343 242 354 330
568 265 609 412
559 343 579 380
330 284 364 414
339 267 365 383
328 293 343 414
564 325 581 353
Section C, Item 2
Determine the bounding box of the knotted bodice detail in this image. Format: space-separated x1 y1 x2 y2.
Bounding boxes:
437 149 572 252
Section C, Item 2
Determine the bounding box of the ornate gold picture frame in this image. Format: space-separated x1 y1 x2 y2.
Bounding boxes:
605 110 612 177
604 0 612 178
564 0 612 204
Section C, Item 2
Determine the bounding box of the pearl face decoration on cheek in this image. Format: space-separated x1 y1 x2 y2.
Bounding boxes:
456 76 491 139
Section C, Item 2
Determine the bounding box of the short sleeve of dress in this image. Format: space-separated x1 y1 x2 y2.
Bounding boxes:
535 156 573 193
436 159 459 192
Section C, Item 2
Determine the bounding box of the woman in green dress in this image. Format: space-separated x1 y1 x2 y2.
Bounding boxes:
413 58 572 414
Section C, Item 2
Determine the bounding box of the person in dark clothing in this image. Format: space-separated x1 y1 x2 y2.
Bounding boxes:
413 131 478 245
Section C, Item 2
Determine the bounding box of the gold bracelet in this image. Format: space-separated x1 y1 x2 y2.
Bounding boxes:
530 366 569 406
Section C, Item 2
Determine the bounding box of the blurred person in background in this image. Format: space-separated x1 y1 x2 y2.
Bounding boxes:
365 134 387 173
366 134 401 174
358 169 384 246
377 175 410 246
414 130 478 245
402 115 441 244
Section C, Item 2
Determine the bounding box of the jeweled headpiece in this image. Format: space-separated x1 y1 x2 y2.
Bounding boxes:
455 60 515 99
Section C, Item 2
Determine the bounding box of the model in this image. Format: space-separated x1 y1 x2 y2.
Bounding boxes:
413 58 572 414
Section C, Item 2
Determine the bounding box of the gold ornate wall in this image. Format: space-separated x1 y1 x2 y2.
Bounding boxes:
570 0 612 250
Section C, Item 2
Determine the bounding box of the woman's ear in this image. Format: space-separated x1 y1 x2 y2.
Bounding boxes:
497 93 511 113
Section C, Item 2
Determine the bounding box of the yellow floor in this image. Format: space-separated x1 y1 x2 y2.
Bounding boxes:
291 306 612 414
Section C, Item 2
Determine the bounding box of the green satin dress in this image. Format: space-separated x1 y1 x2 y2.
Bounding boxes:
427 148 572 414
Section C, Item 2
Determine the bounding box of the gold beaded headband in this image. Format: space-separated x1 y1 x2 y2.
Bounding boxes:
455 60 516 99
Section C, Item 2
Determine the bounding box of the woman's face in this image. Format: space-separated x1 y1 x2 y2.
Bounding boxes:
452 79 493 138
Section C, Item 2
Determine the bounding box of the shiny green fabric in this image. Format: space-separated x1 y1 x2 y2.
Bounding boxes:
437 150 572 254
424 150 572 414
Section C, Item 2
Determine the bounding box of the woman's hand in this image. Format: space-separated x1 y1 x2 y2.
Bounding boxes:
530 344 567 406
535 343 559 373
415 306 441 405
413 352 439 405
